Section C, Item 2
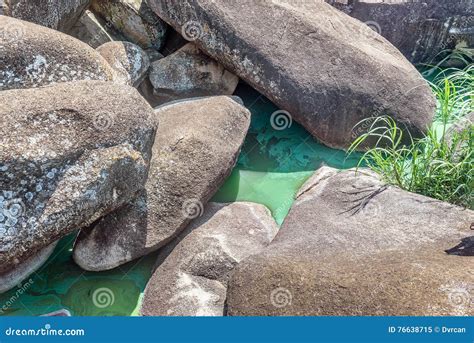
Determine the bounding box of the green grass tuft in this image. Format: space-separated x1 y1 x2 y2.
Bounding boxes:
348 65 473 209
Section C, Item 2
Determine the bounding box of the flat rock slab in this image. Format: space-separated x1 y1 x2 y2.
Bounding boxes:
73 96 250 271
0 81 157 276
0 15 115 90
141 202 279 316
227 167 474 315
148 0 436 149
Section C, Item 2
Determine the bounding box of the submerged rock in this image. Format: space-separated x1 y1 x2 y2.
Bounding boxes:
327 0 473 64
148 43 239 105
0 81 157 275
227 167 474 316
0 15 115 90
97 41 150 87
40 309 72 317
3 0 90 32
90 0 167 50
73 96 250 271
0 242 57 294
140 202 279 316
148 0 436 149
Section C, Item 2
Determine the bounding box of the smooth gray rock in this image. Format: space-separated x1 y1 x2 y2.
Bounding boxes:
97 41 150 87
3 0 90 32
140 202 279 316
0 81 157 274
0 15 115 90
148 0 436 149
149 43 239 105
73 96 250 271
227 167 474 316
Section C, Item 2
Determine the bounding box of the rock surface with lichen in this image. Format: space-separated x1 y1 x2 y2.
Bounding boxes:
0 15 115 90
2 0 90 32
73 96 250 271
0 80 157 277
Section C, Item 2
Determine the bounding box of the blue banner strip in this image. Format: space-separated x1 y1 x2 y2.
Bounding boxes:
0 317 472 343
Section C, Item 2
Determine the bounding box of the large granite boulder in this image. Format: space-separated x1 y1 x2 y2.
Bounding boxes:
227 167 474 316
148 0 436 149
140 202 279 316
327 0 473 65
73 96 250 271
2 0 90 32
90 0 167 50
97 41 150 87
0 81 157 277
0 15 115 90
149 43 239 105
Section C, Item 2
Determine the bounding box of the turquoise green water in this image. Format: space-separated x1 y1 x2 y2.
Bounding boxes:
213 85 359 224
0 83 358 316
0 234 156 316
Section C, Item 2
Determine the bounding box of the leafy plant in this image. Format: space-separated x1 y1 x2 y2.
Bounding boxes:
348 65 473 209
